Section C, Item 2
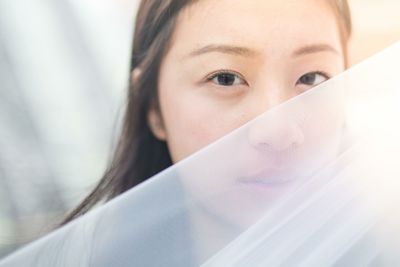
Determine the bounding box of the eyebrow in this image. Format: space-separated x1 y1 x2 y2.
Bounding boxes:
188 44 258 58
292 44 339 57
186 43 338 59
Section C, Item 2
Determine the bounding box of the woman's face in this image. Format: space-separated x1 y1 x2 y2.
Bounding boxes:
150 0 345 163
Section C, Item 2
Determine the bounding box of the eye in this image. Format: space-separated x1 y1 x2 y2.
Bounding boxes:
296 71 330 87
207 71 248 87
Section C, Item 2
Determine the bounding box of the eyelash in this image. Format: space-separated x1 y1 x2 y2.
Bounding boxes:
204 70 331 87
296 71 331 86
205 70 248 86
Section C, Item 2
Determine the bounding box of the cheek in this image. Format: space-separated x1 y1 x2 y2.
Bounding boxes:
160 92 247 162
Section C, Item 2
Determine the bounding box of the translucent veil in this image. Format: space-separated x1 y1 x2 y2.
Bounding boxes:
1 42 400 267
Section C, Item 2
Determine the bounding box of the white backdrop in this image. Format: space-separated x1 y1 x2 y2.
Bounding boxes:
0 0 138 257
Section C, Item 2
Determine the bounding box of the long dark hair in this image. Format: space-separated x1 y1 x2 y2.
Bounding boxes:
62 0 196 223
62 0 352 224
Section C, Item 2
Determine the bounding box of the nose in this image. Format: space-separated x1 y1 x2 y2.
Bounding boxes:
246 81 304 151
247 113 305 152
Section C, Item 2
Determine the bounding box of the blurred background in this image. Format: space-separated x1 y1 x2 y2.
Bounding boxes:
0 0 399 259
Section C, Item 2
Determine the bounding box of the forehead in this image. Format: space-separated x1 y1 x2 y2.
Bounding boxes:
170 0 342 57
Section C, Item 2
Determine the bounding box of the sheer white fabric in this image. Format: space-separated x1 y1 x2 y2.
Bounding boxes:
1 42 400 267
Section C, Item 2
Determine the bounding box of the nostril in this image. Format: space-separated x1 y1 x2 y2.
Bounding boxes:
256 142 273 151
292 124 305 146
248 118 305 152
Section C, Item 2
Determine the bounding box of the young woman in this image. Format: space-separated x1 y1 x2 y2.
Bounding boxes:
63 0 352 229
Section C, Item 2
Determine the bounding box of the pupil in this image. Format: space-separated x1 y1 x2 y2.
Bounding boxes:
218 74 235 85
302 74 316 85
